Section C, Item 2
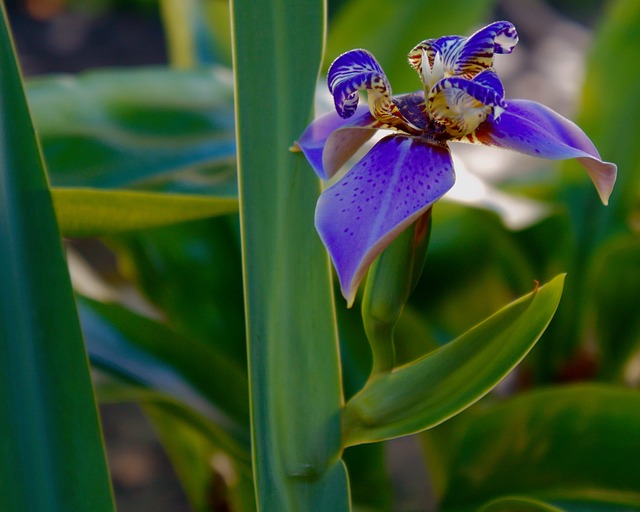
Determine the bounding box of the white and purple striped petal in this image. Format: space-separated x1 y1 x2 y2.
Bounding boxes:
428 70 507 137
453 21 518 77
408 35 465 80
328 49 401 127
468 99 617 204
408 21 518 85
315 135 455 305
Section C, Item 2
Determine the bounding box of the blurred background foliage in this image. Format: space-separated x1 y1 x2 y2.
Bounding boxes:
4 0 640 510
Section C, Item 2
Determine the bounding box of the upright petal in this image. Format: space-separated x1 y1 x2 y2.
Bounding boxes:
315 135 455 305
408 35 465 79
294 105 379 179
452 21 518 77
408 21 518 83
328 49 404 128
467 99 617 204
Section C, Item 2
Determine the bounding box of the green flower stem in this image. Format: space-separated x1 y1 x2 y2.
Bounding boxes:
362 210 431 375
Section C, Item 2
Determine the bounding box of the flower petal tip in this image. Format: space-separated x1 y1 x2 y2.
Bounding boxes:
579 157 617 206
315 135 454 307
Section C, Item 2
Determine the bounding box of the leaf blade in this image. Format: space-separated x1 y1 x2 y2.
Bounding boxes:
231 0 350 509
0 5 114 510
54 188 237 237
343 275 565 446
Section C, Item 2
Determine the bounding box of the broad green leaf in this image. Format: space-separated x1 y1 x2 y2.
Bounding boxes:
108 216 247 366
326 0 496 92
145 404 256 512
588 235 640 380
26 66 236 193
0 5 114 511
343 275 564 446
231 0 350 509
54 187 237 237
95 375 255 509
96 376 249 465
434 385 640 511
78 298 250 459
574 0 640 235
411 205 536 340
477 496 566 512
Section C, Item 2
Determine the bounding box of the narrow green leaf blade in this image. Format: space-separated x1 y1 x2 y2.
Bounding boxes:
54 187 237 237
231 0 350 509
0 6 114 511
343 275 564 446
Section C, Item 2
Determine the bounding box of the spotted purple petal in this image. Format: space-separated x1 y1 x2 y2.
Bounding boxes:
453 21 518 77
294 105 379 180
468 99 617 204
315 135 455 306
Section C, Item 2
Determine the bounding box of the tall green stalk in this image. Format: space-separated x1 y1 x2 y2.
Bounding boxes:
231 0 350 510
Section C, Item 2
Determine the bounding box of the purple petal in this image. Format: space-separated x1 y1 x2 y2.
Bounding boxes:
408 35 465 78
294 105 379 180
472 68 505 98
453 21 518 76
470 99 617 204
315 135 454 306
328 49 392 119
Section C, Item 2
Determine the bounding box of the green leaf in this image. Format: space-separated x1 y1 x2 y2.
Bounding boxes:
144 404 256 512
108 217 247 366
26 66 236 193
0 5 114 510
588 235 640 380
231 0 350 509
78 298 250 459
575 0 640 234
54 187 237 237
435 385 640 510
343 275 565 446
411 206 536 340
326 0 496 92
159 0 231 67
477 496 566 512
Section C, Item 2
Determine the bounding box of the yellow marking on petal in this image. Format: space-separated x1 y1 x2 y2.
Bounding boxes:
428 85 492 137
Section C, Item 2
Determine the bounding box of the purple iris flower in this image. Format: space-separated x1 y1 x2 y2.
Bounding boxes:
295 21 616 306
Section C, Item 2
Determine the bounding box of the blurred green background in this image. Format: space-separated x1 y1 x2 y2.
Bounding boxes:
6 0 639 511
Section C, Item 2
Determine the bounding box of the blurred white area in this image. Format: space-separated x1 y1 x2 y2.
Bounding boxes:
447 153 550 230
